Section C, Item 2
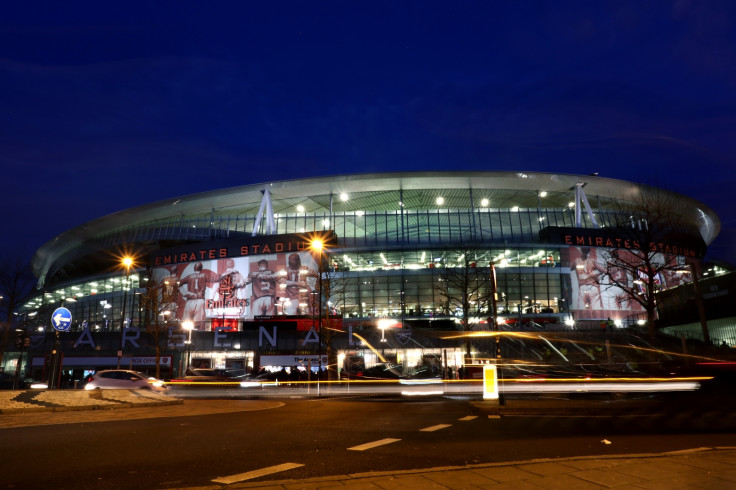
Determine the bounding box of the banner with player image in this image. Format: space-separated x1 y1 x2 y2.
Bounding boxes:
151 251 320 329
569 246 691 320
205 257 252 320
243 252 320 317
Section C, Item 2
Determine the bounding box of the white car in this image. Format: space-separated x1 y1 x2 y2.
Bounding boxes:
84 370 167 393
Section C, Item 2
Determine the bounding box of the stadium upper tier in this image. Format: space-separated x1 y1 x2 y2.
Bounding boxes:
32 171 720 288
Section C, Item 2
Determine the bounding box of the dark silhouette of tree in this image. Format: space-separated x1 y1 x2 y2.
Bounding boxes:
601 189 699 341
139 268 176 379
316 256 353 381
0 255 36 364
435 245 495 356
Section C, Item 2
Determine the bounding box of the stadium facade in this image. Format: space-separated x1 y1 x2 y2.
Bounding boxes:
6 172 721 381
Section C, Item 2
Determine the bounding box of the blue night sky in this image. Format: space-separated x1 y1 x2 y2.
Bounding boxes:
1 1 735 266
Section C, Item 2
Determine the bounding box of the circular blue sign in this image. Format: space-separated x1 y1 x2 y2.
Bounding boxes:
51 307 73 332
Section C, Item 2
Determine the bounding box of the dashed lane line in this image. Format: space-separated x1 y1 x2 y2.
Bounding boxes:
420 424 452 432
348 438 401 451
459 415 477 421
212 462 304 484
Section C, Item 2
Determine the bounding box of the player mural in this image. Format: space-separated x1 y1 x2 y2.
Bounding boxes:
568 246 692 321
205 257 250 320
276 253 320 316
151 251 320 329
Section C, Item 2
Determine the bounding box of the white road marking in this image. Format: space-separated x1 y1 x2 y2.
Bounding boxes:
420 424 451 432
348 438 401 451
458 415 477 421
488 415 501 419
212 462 304 484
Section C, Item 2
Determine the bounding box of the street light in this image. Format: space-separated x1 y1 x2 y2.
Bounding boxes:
120 256 134 330
118 256 134 368
13 315 29 390
182 320 194 374
311 238 324 395
377 318 397 359
377 318 397 343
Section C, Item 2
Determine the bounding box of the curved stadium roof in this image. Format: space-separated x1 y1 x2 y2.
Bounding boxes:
32 171 721 287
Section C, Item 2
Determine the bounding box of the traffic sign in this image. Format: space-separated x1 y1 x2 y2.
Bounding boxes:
51 307 73 332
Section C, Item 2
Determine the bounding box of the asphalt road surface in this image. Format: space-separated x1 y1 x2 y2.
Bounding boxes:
2 396 735 489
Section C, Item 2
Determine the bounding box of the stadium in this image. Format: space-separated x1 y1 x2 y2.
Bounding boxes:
7 171 721 382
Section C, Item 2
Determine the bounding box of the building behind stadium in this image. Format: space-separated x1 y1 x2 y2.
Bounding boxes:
4 172 722 382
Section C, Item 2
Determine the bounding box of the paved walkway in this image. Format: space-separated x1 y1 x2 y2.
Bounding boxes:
194 447 736 489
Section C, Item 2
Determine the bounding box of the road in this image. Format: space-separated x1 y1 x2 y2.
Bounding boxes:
1 395 735 489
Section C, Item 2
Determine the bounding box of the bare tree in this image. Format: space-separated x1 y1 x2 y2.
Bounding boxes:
435 245 495 356
601 189 699 340
316 260 354 381
0 255 36 365
139 268 177 379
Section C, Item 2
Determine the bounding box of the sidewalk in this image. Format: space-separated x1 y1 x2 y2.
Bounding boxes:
0 388 181 413
201 446 736 489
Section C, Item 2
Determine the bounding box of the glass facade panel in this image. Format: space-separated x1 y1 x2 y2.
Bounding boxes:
29 245 577 335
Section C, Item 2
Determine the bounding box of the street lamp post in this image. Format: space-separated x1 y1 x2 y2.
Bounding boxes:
689 262 710 344
13 313 29 390
377 318 393 358
118 256 134 369
490 261 505 405
120 256 133 330
311 238 323 396
182 320 194 374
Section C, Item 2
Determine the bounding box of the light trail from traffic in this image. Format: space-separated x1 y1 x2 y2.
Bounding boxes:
164 374 710 398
